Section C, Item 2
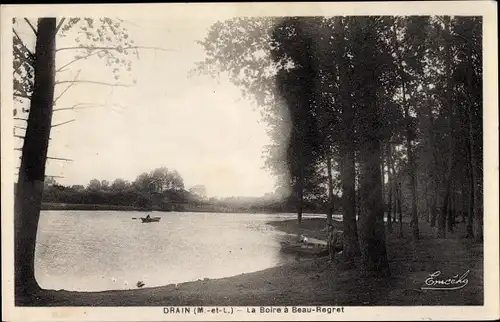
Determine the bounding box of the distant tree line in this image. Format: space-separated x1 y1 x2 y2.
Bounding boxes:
39 167 341 213
41 167 198 210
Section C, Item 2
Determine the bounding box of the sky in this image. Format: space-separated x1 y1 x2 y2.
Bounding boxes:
13 18 280 198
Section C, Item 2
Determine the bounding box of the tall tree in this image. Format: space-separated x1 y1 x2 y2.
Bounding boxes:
87 178 102 191
270 17 325 224
437 16 456 239
330 17 361 259
14 18 57 298
386 144 394 233
13 17 154 298
350 17 391 276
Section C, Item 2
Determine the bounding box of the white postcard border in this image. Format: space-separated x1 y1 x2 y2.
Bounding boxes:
1 2 498 321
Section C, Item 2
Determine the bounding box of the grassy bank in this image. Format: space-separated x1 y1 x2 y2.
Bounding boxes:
41 203 151 211
40 202 278 213
41 202 327 214
21 218 483 306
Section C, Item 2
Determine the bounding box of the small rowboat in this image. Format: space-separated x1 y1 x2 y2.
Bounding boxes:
300 235 328 246
280 232 344 257
140 216 161 223
280 240 329 257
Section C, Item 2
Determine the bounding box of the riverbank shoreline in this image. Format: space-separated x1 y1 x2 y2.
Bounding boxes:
20 218 483 306
41 203 150 211
41 202 329 215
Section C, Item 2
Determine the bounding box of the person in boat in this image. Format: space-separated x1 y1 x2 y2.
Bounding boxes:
145 214 151 219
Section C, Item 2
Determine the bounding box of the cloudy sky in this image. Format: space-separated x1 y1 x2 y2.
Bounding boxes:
13 17 278 198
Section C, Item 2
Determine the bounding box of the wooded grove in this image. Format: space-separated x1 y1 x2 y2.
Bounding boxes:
194 16 483 275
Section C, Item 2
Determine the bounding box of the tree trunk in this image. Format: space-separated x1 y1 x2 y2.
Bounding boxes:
296 178 303 225
358 138 390 277
426 99 439 229
357 50 390 276
398 182 403 237
438 171 452 238
471 130 482 240
461 23 483 242
474 201 483 242
391 23 418 239
452 186 458 226
333 16 361 261
424 176 430 223
468 99 482 242
401 69 419 240
461 182 466 225
356 175 361 220
15 18 57 301
393 202 397 222
408 137 419 238
438 17 454 239
342 147 360 259
466 147 475 238
326 156 334 226
381 149 385 213
430 179 438 227
354 158 361 220
295 137 305 225
467 181 474 238
386 144 393 233
447 187 454 232
388 149 400 229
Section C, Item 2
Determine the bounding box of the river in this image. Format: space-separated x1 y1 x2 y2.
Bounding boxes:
35 211 324 292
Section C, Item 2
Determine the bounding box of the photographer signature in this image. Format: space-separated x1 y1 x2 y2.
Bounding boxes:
421 270 470 290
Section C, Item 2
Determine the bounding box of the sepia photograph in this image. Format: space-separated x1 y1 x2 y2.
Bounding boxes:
1 2 498 321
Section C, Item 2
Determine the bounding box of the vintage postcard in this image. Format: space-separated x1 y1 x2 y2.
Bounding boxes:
1 1 498 321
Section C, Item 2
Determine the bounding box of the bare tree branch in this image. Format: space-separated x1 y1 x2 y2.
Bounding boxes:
16 155 73 162
116 18 142 28
47 156 73 162
24 18 38 35
53 102 99 112
55 18 66 35
53 70 82 104
13 43 33 66
56 45 174 53
14 93 31 100
54 102 130 113
56 50 106 72
13 28 35 61
55 80 133 87
13 62 23 75
51 119 76 128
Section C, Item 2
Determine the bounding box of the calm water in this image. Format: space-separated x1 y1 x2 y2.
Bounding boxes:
35 211 323 292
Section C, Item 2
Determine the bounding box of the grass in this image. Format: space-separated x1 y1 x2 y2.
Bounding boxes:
41 203 150 211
